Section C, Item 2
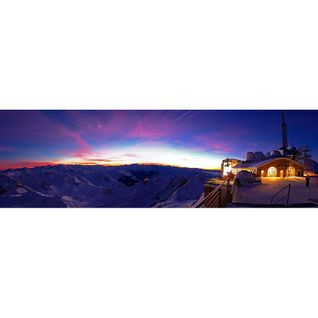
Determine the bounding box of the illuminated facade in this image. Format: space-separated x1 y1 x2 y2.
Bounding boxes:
231 157 304 177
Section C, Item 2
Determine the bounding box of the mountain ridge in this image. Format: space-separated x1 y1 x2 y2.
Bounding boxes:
0 164 220 208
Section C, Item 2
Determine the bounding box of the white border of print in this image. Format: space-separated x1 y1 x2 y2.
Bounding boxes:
1 0 318 317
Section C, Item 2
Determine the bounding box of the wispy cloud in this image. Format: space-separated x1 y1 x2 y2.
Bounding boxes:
172 110 193 123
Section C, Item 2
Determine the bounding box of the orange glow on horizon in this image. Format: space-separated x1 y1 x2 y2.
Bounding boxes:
0 159 220 171
0 161 58 170
0 145 223 171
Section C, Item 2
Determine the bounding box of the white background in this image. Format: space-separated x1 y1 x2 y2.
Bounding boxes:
1 0 318 317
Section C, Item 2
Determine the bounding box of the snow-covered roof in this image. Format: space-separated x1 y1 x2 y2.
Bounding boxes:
232 157 304 170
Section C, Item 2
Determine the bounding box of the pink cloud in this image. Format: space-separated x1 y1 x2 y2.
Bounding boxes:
59 130 92 158
9 112 94 159
126 115 174 139
127 124 169 138
52 111 181 146
195 135 232 153
0 160 57 170
0 111 92 158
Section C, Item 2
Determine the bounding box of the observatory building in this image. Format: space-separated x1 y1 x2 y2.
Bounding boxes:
222 111 307 178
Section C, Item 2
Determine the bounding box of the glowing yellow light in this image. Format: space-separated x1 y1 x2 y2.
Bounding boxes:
56 145 222 170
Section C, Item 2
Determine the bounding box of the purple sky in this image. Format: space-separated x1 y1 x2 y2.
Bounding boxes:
0 110 317 170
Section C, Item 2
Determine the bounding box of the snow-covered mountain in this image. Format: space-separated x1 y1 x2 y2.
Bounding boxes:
0 164 220 208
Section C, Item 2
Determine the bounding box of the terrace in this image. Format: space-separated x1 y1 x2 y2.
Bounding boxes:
232 177 318 207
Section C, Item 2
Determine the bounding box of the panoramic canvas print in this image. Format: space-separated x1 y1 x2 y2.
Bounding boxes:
0 110 318 208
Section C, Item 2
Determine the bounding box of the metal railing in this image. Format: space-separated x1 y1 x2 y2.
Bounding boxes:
270 183 291 205
195 178 230 208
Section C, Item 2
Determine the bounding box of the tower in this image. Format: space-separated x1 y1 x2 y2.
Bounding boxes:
281 111 288 150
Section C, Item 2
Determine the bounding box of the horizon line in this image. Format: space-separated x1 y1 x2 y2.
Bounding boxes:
0 161 221 171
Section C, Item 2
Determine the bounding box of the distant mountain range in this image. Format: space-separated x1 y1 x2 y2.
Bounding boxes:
0 164 220 208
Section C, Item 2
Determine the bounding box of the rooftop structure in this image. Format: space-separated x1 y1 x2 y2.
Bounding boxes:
221 111 312 177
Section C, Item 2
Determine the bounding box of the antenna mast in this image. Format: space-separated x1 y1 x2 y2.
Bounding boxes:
282 110 288 149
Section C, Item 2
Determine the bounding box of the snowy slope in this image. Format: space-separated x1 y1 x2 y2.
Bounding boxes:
0 164 220 208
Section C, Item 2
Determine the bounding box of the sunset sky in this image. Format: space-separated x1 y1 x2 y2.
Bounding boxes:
0 110 317 170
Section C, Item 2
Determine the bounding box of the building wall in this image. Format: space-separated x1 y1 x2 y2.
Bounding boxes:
256 159 304 177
